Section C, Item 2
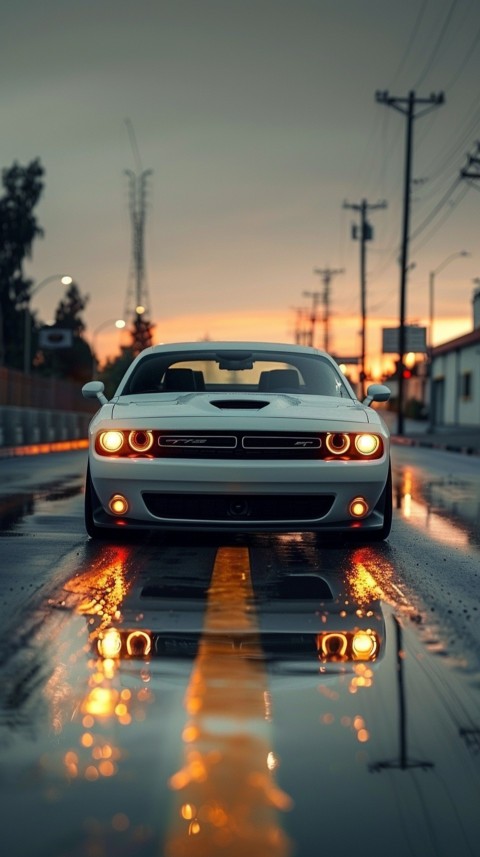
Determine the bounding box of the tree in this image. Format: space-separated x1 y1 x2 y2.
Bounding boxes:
131 314 154 355
0 159 44 367
99 344 135 398
37 282 93 384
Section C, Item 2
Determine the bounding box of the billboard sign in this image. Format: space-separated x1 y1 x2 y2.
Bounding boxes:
382 326 427 354
38 327 74 349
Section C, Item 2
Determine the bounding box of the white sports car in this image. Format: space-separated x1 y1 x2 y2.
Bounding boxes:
82 341 392 540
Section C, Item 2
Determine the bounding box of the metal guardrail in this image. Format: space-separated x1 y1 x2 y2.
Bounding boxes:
0 366 96 448
0 366 94 412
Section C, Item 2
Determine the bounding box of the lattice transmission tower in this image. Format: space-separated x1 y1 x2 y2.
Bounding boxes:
124 167 154 354
122 118 155 354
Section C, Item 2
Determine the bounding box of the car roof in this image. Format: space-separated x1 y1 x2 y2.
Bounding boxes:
139 341 330 357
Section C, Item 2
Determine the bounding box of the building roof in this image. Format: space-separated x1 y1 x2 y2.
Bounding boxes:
432 327 480 357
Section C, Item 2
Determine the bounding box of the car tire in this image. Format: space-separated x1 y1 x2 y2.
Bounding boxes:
85 465 111 539
369 462 392 542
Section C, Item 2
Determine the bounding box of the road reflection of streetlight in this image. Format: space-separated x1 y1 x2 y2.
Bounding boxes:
91 318 126 379
24 274 72 374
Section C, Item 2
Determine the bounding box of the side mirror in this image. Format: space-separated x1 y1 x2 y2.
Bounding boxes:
82 380 108 405
363 384 390 406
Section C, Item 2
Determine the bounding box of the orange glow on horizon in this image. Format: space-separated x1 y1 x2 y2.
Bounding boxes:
92 308 473 379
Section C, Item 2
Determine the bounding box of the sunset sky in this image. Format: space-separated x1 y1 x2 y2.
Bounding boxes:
2 0 480 377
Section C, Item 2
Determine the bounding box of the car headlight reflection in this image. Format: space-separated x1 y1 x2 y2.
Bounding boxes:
98 628 122 658
352 630 378 660
126 631 152 657
316 630 379 662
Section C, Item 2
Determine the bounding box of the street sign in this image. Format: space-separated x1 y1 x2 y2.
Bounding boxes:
382 326 427 354
38 327 74 349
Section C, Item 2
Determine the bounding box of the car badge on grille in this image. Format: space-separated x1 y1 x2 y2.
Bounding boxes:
159 435 237 448
242 436 321 449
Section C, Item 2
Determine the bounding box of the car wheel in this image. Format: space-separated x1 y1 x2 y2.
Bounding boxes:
85 465 111 539
369 462 392 542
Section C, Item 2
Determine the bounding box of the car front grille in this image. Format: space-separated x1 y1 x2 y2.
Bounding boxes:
156 431 322 459
142 492 335 522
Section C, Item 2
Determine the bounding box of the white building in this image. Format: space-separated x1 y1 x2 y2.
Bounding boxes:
430 287 480 427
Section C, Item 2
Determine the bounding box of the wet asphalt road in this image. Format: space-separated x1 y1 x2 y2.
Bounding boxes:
0 448 479 857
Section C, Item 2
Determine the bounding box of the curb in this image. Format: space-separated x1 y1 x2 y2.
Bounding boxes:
0 439 89 459
390 436 480 456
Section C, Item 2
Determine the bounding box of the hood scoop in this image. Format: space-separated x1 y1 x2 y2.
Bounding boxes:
211 399 270 410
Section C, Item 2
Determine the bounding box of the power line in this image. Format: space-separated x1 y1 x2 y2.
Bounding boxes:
443 19 480 92
410 184 469 255
410 176 462 243
414 0 459 88
389 0 430 89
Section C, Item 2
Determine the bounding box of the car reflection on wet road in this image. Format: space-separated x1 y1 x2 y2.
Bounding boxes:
0 448 479 857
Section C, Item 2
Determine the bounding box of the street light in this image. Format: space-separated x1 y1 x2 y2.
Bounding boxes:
428 250 470 430
23 274 72 374
91 318 126 379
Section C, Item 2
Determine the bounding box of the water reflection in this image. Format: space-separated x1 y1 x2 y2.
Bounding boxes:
0 492 34 531
4 540 479 857
395 467 477 547
0 481 83 533
70 545 390 855
166 547 293 856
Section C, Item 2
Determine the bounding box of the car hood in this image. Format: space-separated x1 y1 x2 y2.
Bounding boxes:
111 393 371 424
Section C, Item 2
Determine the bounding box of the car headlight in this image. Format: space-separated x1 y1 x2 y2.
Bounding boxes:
128 430 154 452
354 434 380 456
325 432 351 454
99 430 125 453
323 432 383 460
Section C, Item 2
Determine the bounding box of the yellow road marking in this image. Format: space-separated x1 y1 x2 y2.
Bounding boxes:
166 546 293 856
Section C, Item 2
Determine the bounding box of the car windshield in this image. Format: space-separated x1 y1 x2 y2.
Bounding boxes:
120 349 353 398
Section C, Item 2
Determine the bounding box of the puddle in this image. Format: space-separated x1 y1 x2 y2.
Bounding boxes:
0 481 83 533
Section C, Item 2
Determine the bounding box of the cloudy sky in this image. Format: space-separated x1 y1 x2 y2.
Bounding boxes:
2 0 480 371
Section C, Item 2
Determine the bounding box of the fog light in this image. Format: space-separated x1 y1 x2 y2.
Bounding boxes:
349 497 369 518
352 630 378 660
109 494 129 515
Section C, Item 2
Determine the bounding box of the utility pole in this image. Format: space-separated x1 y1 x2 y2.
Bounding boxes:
343 199 387 397
460 142 480 182
291 306 310 345
369 616 434 774
376 89 444 435
305 267 344 351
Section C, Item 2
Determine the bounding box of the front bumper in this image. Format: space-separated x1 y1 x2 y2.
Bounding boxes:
88 454 390 533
